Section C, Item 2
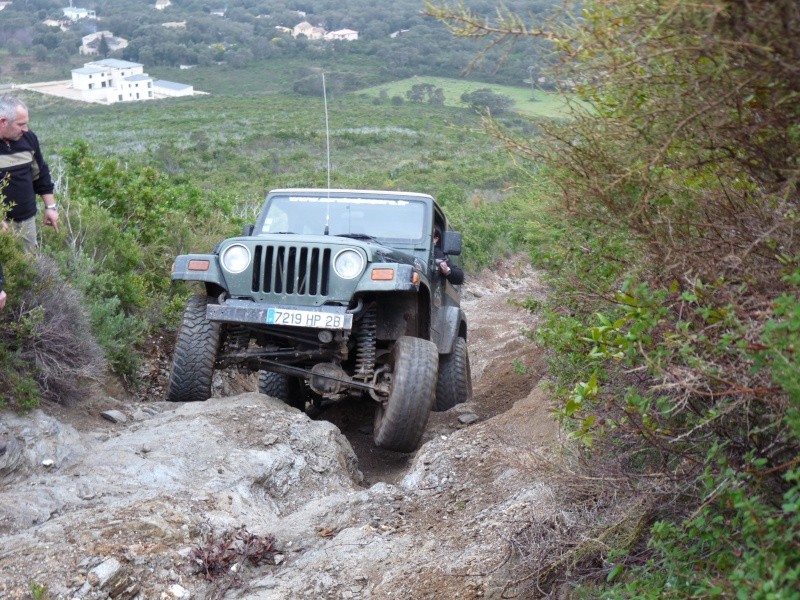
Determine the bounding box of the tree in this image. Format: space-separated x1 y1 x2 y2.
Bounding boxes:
98 34 110 57
33 44 49 62
460 88 513 114
405 82 444 105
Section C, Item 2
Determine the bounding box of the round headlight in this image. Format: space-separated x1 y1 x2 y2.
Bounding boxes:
334 249 365 279
220 244 251 274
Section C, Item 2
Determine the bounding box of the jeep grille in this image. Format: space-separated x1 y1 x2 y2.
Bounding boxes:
251 245 331 297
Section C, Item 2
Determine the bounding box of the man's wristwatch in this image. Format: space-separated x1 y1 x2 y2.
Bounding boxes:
44 204 58 212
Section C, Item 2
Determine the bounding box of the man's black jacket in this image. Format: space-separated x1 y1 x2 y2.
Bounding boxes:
1 130 55 222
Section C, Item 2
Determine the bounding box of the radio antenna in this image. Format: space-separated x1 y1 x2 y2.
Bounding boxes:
322 72 332 235
322 72 332 191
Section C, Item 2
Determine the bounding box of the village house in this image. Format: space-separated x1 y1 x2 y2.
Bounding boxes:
324 29 358 41
292 21 325 40
79 31 129 56
42 18 71 30
62 2 96 20
154 0 171 10
292 21 358 41
162 21 187 29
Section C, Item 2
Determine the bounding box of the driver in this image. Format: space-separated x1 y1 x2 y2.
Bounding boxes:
434 227 464 285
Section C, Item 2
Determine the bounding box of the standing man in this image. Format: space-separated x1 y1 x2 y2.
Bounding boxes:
0 95 58 252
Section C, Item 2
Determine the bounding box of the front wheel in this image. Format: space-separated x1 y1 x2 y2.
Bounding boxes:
373 336 438 453
258 370 306 411
166 295 220 402
434 337 472 411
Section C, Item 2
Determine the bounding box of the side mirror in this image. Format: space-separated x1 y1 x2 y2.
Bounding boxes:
242 224 255 236
442 231 462 256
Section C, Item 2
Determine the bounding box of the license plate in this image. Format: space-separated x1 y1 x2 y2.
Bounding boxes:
266 308 353 330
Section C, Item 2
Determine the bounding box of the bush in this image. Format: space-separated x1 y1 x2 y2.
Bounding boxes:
0 235 106 409
34 142 241 381
460 88 514 114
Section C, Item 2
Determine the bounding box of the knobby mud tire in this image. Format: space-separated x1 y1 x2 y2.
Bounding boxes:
258 371 306 411
373 336 438 453
434 336 473 411
166 295 220 402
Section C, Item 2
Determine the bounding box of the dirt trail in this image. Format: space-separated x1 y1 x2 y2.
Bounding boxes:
321 254 551 485
0 255 559 600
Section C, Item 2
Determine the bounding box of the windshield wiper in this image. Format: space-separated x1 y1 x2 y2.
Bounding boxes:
334 233 379 242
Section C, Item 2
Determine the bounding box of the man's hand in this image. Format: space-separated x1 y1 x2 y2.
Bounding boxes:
0 290 7 310
438 260 452 277
43 208 59 232
1 221 8 233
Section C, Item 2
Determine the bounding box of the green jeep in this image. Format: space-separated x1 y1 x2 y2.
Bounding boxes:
166 188 471 452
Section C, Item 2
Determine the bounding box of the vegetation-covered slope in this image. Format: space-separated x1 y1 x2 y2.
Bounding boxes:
430 0 800 596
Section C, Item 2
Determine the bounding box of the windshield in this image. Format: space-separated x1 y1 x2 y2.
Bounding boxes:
260 194 427 245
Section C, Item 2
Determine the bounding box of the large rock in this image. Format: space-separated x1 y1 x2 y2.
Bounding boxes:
0 393 363 598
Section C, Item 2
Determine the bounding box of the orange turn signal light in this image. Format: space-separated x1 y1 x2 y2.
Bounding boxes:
371 268 395 281
411 272 420 285
188 259 210 271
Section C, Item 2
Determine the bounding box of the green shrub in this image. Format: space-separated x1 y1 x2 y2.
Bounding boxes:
0 236 105 409
609 463 800 599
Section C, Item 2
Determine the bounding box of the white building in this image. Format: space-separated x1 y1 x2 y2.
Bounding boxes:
70 58 193 104
292 21 325 40
42 18 70 30
325 29 358 41
62 6 96 20
71 59 152 103
292 21 358 41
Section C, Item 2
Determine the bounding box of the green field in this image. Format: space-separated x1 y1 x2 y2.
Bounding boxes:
358 75 571 118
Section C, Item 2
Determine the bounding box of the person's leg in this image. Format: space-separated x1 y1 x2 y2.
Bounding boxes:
11 216 38 253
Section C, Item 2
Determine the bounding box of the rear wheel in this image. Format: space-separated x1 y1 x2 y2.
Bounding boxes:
373 336 438 453
166 295 220 402
258 371 306 411
434 337 472 411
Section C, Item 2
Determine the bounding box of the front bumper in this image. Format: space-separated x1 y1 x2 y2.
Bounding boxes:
207 299 353 330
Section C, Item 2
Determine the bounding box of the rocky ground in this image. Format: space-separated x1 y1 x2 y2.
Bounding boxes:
0 256 562 600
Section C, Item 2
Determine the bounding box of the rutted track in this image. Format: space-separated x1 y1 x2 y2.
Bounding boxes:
0 256 558 600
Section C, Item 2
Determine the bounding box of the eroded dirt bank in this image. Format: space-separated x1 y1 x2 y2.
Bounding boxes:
0 256 559 600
